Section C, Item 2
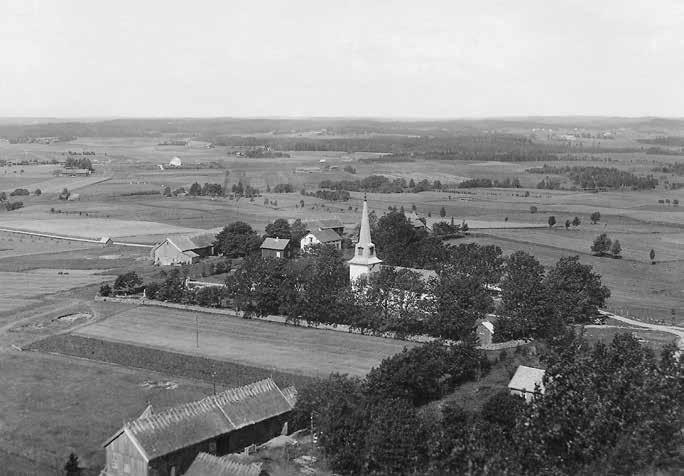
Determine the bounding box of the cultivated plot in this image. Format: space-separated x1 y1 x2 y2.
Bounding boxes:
75 305 416 377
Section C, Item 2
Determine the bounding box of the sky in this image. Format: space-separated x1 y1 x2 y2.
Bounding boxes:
1 0 683 118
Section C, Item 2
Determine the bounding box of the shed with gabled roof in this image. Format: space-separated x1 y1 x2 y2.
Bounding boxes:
102 378 295 476
300 229 342 251
260 237 292 259
508 365 546 402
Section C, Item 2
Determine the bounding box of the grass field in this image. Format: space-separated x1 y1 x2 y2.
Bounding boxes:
0 350 216 475
74 305 417 377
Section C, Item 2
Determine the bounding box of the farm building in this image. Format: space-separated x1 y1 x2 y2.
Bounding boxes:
475 316 496 347
300 229 342 251
102 378 296 476
508 365 546 402
57 168 92 176
151 233 215 266
309 218 344 237
169 157 182 167
260 237 292 259
184 453 265 476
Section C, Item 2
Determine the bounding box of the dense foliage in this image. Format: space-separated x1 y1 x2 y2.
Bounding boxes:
296 334 683 476
213 222 261 258
458 177 521 188
528 165 658 190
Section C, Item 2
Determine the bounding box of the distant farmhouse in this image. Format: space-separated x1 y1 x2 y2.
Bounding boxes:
102 378 296 476
310 218 344 237
151 233 215 266
260 237 292 259
169 156 182 167
300 218 344 251
508 365 546 402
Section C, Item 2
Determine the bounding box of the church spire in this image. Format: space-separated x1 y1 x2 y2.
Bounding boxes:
349 196 382 281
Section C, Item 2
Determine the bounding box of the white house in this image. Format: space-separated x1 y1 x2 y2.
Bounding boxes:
300 229 342 251
151 233 215 266
508 365 546 402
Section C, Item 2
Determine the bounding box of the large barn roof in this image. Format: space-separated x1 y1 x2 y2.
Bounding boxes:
166 232 216 252
104 378 295 461
312 218 344 230
184 453 263 476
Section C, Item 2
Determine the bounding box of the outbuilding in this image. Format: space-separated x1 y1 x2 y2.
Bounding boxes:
260 237 292 259
300 229 342 251
508 365 546 402
151 233 215 266
102 378 296 476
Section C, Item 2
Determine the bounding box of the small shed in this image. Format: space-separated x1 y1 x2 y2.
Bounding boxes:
260 237 291 259
475 316 496 347
508 365 546 402
300 229 342 251
99 236 114 247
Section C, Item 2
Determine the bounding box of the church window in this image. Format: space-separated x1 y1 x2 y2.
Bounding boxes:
369 246 374 256
357 246 363 256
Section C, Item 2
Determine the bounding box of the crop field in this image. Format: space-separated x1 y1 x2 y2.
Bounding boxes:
0 214 204 240
74 305 417 377
0 269 113 314
0 230 98 259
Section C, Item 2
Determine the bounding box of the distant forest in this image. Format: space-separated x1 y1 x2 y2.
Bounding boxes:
527 165 658 190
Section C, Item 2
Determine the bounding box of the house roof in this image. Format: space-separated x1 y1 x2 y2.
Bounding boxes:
508 365 546 394
166 232 216 252
184 453 263 476
313 218 344 230
309 229 341 243
104 378 295 461
261 237 290 251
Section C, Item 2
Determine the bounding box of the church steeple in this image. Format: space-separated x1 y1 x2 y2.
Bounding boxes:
348 197 382 282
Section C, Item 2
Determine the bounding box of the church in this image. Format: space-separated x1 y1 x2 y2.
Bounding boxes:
348 197 383 282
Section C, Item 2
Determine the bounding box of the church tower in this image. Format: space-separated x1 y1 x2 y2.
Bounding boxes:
348 197 382 282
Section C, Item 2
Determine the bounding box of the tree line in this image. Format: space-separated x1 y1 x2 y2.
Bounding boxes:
319 176 442 193
527 165 658 190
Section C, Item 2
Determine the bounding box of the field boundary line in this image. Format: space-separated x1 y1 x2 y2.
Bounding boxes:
0 226 153 248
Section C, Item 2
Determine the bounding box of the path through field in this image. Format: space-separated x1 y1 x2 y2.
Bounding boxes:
75 305 415 377
599 310 684 351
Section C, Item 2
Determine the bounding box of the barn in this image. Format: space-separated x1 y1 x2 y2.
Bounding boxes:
102 378 296 476
151 233 215 266
260 237 291 259
309 218 344 237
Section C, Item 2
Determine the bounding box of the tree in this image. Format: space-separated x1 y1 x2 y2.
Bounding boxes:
497 251 549 340
590 210 601 224
591 233 612 256
64 453 82 476
409 178 416 188
650 248 656 264
610 239 622 258
564 219 571 230
572 216 581 227
264 218 291 240
213 222 261 258
99 283 112 297
163 186 172 197
0 191 6 201
188 182 202 196
364 399 426 476
481 390 526 432
34 188 42 196
445 243 504 287
59 188 70 200
290 218 308 249
439 206 446 217
548 216 556 227
516 334 683 475
543 256 610 324
113 271 143 294
529 205 538 214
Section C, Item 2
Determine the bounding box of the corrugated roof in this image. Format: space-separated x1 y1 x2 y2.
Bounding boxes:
508 365 546 394
119 378 295 460
309 229 341 243
184 453 263 476
260 237 290 250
